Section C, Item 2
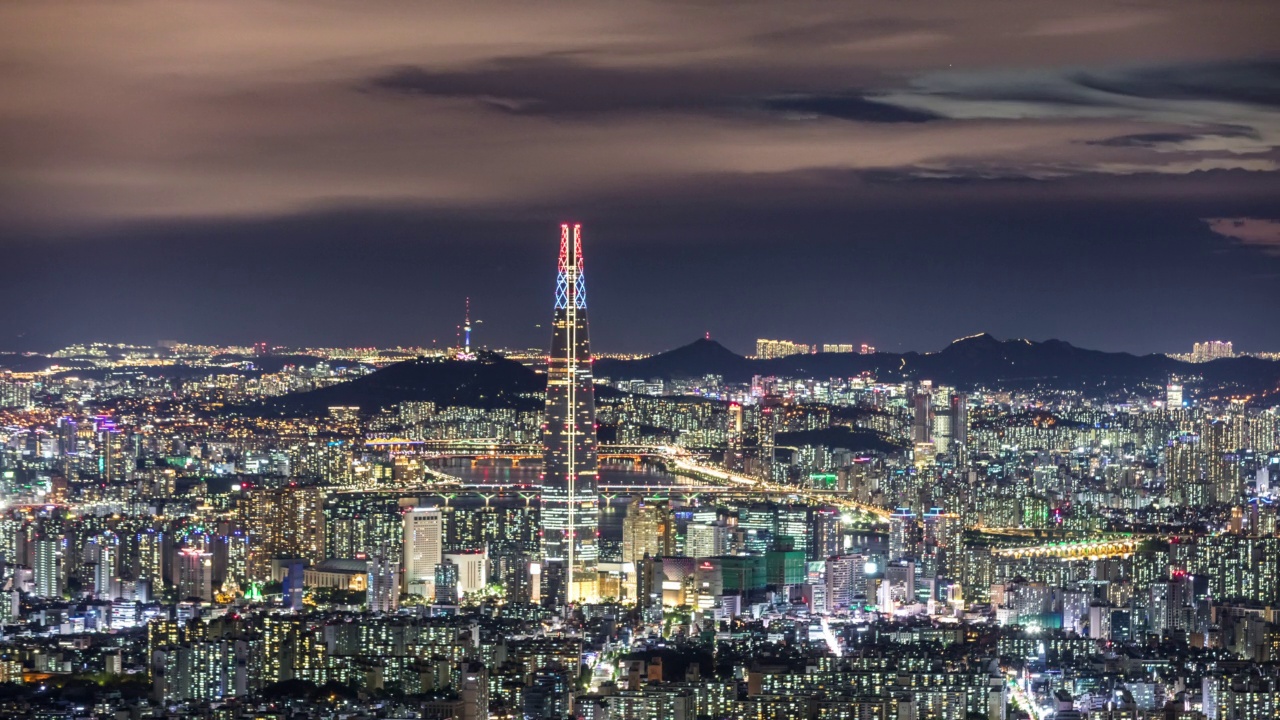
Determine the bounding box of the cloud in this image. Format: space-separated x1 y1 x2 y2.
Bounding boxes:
761 94 941 123
364 57 741 118
367 58 922 122
1088 128 1260 151
1072 61 1280 108
1204 217 1280 255
1 1 1279 228
878 61 1280 121
865 60 1280 178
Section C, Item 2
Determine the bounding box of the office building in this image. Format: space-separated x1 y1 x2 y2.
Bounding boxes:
403 507 443 598
541 223 600 606
444 549 487 597
685 522 729 559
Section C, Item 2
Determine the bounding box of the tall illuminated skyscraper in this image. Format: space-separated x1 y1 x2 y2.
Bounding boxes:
33 537 63 600
540 223 599 606
402 507 443 598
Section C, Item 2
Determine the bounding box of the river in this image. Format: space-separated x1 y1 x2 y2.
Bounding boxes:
435 460 676 562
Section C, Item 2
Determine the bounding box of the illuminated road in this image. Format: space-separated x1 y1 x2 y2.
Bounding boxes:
666 455 891 521
1007 678 1047 720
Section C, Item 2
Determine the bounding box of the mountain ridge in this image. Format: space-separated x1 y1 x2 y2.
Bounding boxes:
595 335 1280 394
233 335 1280 417
248 352 545 416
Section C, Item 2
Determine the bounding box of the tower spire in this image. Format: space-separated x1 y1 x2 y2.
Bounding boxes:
464 296 471 355
541 223 599 608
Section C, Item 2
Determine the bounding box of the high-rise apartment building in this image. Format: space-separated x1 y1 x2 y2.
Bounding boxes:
726 402 745 471
403 507 443 598
949 393 969 450
811 508 843 560
0 377 33 410
1191 341 1234 363
1203 418 1240 503
33 537 63 599
366 554 400 613
137 528 164 587
541 223 599 606
177 549 213 602
241 486 325 579
826 555 863 610
622 498 673 564
888 510 916 562
911 389 933 444
1168 434 1207 506
91 535 119 600
756 339 810 359
434 560 459 605
621 498 672 602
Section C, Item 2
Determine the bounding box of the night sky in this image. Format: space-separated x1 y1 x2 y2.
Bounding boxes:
1 2 1278 355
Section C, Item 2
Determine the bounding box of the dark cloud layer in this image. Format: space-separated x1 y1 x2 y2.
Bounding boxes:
760 94 942 123
1088 128 1260 149
368 59 932 124
1072 61 1280 107
364 57 765 118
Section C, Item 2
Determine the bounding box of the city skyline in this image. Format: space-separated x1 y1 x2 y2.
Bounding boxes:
1 2 1278 354
3 227 1280 718
0 329 1266 361
3 3 1280 717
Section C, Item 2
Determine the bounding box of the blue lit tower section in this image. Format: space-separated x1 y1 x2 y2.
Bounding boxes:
540 223 599 606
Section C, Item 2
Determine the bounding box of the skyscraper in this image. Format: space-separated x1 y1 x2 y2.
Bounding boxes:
541 223 599 606
684 522 728 558
1203 418 1240 504
434 560 459 605
622 498 673 565
91 534 119 600
33 537 63 599
241 486 325 580
367 553 400 613
1191 340 1234 362
403 507 443 598
888 509 916 562
177 549 213 602
949 393 969 449
911 389 933 444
